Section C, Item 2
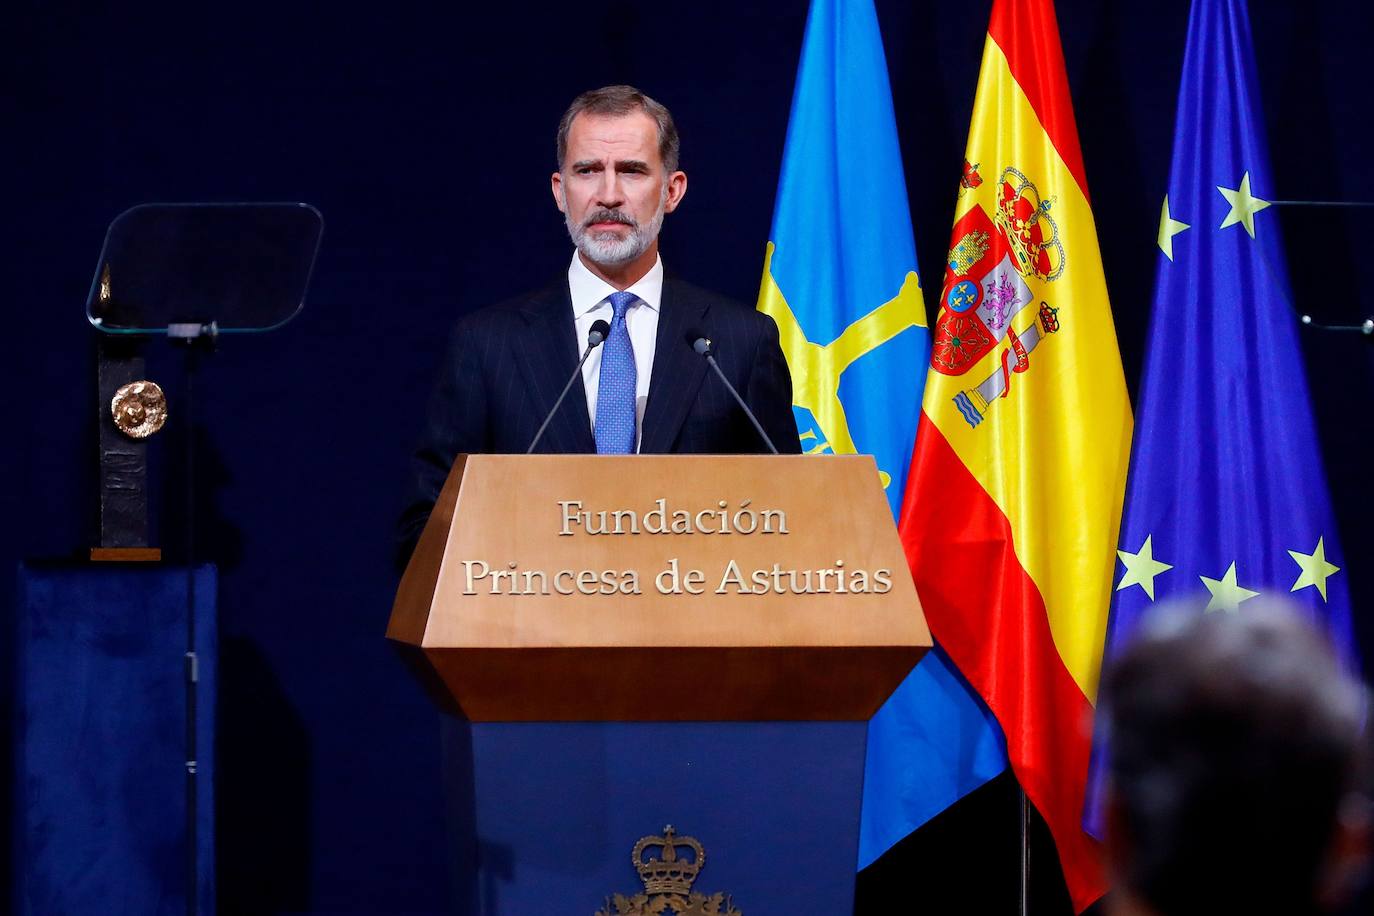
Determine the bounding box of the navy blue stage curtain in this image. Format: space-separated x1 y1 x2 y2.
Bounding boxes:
13 564 216 916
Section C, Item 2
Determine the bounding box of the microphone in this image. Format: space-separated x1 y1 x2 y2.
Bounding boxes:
526 319 610 453
688 331 780 455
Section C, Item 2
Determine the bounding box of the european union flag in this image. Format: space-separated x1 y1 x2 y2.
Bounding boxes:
757 0 1006 869
1085 0 1359 835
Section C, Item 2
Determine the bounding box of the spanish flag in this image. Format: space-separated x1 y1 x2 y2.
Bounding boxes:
899 0 1131 909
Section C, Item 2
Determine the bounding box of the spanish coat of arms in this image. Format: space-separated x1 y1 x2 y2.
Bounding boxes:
934 164 1068 427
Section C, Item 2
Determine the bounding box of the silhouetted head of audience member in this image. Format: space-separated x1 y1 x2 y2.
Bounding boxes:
1100 602 1370 916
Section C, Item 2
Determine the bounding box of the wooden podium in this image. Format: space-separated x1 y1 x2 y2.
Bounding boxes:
389 455 930 914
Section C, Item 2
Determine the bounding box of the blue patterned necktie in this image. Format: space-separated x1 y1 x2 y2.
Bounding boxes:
594 291 638 454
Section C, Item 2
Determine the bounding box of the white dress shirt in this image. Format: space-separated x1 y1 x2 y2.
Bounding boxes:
568 251 662 450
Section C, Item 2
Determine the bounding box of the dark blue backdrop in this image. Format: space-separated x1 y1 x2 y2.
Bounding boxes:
8 1 1374 912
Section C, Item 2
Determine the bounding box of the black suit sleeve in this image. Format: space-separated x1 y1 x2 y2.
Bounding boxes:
397 321 490 563
746 311 803 455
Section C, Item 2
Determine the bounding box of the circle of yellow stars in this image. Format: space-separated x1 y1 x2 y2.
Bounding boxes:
1116 535 1341 611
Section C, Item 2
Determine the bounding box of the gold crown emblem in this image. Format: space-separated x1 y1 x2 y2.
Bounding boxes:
993 166 1065 282
632 825 703 896
599 826 741 916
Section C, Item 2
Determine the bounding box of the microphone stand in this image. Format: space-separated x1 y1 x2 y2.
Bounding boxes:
691 336 780 455
527 321 609 453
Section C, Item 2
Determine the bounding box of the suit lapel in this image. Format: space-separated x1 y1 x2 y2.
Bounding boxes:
514 280 595 453
640 277 710 454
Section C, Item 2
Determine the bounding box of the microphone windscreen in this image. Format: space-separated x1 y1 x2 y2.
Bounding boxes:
588 319 611 346
686 330 712 355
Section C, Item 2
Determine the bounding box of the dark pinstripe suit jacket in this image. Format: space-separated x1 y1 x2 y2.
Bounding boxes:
399 274 801 551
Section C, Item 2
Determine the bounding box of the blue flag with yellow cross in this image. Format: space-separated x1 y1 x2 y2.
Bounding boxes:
1084 0 1360 837
756 0 1007 869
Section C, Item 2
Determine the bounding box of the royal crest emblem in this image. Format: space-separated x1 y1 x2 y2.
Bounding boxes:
596 826 742 916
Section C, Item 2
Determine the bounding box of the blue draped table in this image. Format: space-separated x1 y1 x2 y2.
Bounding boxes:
13 564 216 916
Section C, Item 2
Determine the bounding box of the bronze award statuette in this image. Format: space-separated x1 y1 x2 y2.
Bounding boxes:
111 380 168 439
92 378 166 560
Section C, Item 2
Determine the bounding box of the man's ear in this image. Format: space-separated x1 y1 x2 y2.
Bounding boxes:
663 170 688 214
551 171 566 213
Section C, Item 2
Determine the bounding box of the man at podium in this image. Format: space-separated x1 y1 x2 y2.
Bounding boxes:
401 84 799 550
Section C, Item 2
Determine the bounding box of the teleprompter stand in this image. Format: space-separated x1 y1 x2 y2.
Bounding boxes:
26 202 326 916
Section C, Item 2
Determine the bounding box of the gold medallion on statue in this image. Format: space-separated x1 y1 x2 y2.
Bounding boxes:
596 826 741 916
111 380 168 439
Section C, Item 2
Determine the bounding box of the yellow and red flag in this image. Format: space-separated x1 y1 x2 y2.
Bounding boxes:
899 0 1131 909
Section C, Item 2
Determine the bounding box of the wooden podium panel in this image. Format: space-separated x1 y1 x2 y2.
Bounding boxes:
389 454 929 720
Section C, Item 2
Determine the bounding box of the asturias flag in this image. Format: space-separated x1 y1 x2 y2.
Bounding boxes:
1085 0 1359 837
898 0 1132 909
756 0 1007 871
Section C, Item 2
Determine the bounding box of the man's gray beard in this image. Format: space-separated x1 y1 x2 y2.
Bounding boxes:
567 195 666 267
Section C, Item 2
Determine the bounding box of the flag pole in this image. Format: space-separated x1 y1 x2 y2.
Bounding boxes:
1019 786 1030 916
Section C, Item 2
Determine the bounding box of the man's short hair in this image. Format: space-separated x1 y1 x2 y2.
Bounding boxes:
1100 603 1368 915
556 85 680 173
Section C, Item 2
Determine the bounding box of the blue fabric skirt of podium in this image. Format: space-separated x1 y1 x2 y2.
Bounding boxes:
443 718 868 915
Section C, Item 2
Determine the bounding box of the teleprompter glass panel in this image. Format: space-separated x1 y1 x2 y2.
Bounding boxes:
87 202 323 335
